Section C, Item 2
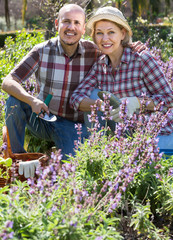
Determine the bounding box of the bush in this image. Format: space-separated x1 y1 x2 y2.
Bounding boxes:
0 29 45 85
0 99 173 239
130 17 173 61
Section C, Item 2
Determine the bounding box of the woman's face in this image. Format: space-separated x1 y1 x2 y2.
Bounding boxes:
94 20 126 56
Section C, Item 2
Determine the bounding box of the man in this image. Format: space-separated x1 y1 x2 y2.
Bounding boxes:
2 4 101 159
2 4 143 159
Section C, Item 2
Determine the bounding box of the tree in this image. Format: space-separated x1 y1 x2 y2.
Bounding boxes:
129 0 148 22
22 0 27 25
5 0 10 29
164 0 171 15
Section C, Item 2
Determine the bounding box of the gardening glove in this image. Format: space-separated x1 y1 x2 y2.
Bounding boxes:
110 107 121 122
18 160 40 178
109 97 140 122
99 100 105 112
98 91 120 111
120 97 140 116
99 101 122 122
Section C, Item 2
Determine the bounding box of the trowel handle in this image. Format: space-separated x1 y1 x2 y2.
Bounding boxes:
44 94 53 106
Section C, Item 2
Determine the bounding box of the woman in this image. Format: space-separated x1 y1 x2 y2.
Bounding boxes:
70 6 173 152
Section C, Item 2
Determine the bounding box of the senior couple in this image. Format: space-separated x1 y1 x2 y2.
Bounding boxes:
2 4 173 160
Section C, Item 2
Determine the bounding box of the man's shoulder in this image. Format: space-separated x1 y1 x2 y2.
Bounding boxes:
35 37 58 50
79 39 102 60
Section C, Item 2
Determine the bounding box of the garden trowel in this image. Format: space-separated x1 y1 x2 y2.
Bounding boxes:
29 94 57 130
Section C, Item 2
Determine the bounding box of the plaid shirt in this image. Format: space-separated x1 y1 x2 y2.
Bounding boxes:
70 48 173 135
11 37 101 122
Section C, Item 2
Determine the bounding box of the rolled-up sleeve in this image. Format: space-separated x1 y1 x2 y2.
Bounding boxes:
141 51 173 109
10 47 40 83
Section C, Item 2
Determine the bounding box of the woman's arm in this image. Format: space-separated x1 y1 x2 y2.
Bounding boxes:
70 62 99 111
141 51 173 110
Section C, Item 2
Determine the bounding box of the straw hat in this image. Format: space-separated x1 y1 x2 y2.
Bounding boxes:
86 6 132 37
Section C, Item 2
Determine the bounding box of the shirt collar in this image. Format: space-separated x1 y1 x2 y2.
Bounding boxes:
57 36 83 56
121 48 132 63
99 47 132 66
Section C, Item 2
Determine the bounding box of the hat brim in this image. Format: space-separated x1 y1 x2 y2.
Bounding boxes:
86 14 132 37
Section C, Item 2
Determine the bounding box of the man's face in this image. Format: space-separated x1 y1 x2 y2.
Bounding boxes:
56 8 85 49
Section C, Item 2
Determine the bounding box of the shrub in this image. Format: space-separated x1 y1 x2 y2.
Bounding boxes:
0 29 45 85
0 98 172 239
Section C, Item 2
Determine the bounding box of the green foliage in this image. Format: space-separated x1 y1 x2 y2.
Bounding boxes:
130 17 173 60
0 156 12 180
0 32 16 48
0 29 44 85
26 129 54 154
0 29 44 147
130 202 154 233
0 120 173 239
0 157 12 167
130 202 170 239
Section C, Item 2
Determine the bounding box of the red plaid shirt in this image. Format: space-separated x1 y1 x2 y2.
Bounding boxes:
70 48 173 135
11 37 101 122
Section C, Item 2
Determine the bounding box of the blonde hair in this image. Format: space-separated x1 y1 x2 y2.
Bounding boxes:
91 20 131 47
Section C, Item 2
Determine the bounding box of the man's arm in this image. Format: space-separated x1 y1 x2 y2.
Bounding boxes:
2 74 49 116
129 41 147 52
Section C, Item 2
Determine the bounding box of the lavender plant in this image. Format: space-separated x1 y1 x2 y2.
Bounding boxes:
0 99 172 239
145 40 173 88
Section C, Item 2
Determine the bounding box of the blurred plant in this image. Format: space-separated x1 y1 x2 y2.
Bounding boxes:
0 156 12 187
155 172 173 216
0 29 44 85
28 0 67 39
147 43 173 87
131 15 173 60
136 16 148 25
0 30 44 148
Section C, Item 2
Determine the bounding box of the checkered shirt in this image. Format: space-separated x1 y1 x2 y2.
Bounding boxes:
70 48 173 135
11 37 101 122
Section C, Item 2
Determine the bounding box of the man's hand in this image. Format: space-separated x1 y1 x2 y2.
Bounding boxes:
2 74 49 118
31 98 49 118
129 41 147 53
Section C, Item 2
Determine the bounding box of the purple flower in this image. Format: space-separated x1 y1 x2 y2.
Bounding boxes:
155 173 160 179
5 221 13 229
70 221 78 227
95 237 103 240
168 168 173 176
